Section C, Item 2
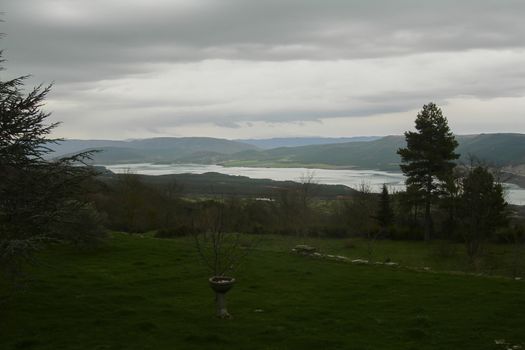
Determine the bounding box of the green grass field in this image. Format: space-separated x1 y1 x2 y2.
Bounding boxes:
1 233 524 350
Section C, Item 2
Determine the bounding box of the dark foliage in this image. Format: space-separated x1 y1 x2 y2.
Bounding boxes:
0 52 104 279
155 226 196 238
397 103 459 240
374 184 394 234
458 166 508 261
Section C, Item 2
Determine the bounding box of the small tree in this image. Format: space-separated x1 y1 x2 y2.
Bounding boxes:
397 184 425 231
193 199 255 319
374 184 394 236
397 103 459 240
438 168 463 239
458 165 508 265
347 182 378 260
114 172 149 232
297 170 317 238
498 225 525 278
274 187 302 235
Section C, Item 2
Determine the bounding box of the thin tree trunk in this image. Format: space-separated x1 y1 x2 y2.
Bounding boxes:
424 195 432 241
413 202 418 226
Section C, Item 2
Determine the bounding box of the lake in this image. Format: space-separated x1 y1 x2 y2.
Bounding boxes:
104 163 525 205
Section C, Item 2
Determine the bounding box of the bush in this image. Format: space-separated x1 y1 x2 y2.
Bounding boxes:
389 226 424 241
155 226 196 238
316 226 348 238
343 239 357 249
54 203 107 248
495 225 525 244
245 223 267 235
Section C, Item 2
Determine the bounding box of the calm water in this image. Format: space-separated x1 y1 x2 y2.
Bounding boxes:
104 163 525 205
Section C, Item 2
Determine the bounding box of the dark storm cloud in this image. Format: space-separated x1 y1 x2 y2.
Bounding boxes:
3 0 525 82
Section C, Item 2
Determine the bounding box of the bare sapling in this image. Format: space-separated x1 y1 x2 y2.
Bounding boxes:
192 198 255 319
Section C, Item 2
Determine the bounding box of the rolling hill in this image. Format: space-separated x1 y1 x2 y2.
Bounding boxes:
223 133 525 171
235 136 380 149
49 137 259 164
97 170 356 198
53 133 525 171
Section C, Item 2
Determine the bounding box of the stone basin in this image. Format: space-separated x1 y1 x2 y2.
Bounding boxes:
209 276 236 294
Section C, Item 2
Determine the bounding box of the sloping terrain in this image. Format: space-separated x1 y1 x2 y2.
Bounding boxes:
224 133 525 170
235 136 380 149
51 137 259 164
52 133 525 170
97 171 356 198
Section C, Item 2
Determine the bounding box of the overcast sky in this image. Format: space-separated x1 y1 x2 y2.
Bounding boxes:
2 0 525 139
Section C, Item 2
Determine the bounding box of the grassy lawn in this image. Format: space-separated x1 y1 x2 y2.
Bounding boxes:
254 235 525 277
1 233 524 350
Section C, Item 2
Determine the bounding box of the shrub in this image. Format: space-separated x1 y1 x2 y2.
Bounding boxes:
389 226 424 241
155 226 196 238
317 226 348 238
343 239 357 249
54 203 107 248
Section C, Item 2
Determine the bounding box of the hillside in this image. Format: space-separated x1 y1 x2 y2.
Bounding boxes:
223 133 525 171
97 170 356 198
50 137 258 164
53 133 525 171
235 136 380 149
457 133 525 165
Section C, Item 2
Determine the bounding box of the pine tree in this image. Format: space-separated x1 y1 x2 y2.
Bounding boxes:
375 184 394 234
397 103 459 240
459 166 508 261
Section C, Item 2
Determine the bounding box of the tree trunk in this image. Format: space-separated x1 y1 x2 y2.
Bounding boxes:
413 202 418 226
424 195 433 241
215 292 231 319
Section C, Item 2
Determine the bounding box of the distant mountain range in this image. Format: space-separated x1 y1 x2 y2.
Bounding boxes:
234 136 380 149
50 133 525 171
223 133 525 171
49 137 258 164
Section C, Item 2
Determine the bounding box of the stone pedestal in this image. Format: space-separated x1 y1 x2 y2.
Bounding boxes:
209 276 235 319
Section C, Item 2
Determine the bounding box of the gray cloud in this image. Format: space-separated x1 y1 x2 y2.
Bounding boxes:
4 1 525 80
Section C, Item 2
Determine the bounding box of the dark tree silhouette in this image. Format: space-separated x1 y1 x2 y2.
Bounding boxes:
397 103 459 240
458 165 508 263
0 49 102 281
374 184 394 235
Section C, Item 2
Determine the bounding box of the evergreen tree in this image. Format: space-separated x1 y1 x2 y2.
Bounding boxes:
458 166 508 262
0 49 103 280
397 184 424 230
375 184 394 234
439 169 462 239
397 103 459 240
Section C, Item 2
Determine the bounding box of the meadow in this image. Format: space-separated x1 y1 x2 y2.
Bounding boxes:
1 233 524 350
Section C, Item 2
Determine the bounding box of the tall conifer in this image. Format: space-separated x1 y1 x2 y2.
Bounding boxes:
397 103 459 240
